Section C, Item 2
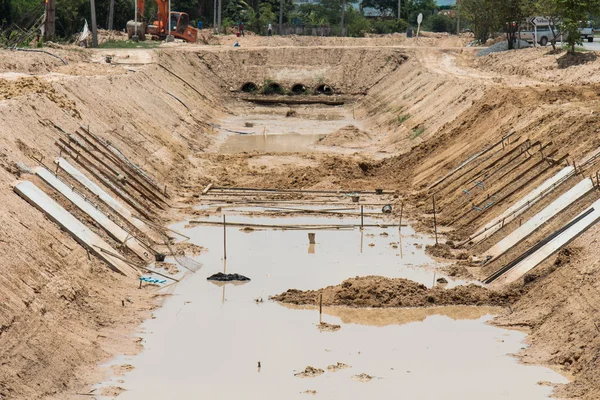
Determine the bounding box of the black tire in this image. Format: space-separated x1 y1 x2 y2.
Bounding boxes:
588 36 594 42
539 36 548 46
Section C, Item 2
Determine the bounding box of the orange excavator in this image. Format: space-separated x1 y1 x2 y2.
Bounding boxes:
126 0 198 43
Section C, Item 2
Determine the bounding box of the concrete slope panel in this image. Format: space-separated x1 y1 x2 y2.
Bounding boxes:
485 178 594 260
36 167 151 262
470 166 574 242
492 198 600 286
14 180 137 277
55 157 157 240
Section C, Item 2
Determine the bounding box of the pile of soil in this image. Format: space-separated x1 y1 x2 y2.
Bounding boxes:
318 125 371 147
272 276 518 308
425 243 454 259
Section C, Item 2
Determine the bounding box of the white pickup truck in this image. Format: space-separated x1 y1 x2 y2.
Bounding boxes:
579 25 594 42
520 19 595 45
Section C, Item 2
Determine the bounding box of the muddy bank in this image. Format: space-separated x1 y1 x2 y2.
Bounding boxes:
272 276 519 308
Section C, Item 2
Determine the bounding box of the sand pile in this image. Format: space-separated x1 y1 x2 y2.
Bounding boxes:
318 125 371 147
272 276 517 308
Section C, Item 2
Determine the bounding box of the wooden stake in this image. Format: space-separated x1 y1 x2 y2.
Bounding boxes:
399 201 404 235
432 195 438 245
223 214 227 260
360 205 364 230
319 293 323 324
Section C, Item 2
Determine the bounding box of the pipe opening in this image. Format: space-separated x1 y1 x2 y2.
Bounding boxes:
291 83 307 95
241 82 258 93
315 84 334 95
262 82 284 95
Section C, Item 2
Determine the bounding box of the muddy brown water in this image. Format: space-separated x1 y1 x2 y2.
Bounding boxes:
215 104 356 153
95 213 567 399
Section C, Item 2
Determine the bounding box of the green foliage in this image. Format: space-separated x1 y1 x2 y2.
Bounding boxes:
425 13 455 32
371 18 408 34
0 0 11 28
461 0 500 43
554 0 600 53
411 127 425 139
397 114 411 124
344 7 371 37
98 39 161 48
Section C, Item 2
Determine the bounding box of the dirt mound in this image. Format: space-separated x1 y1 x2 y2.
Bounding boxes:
272 276 517 308
294 366 324 378
0 77 80 118
327 362 351 371
425 243 454 259
351 373 373 382
318 125 371 147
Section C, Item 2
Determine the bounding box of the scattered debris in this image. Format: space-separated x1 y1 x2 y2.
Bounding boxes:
294 366 325 378
318 322 341 332
207 272 251 282
351 373 373 382
327 362 351 371
436 277 448 284
301 390 317 395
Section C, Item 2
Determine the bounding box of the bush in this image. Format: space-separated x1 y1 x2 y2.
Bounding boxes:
425 13 455 33
345 8 372 37
371 18 408 34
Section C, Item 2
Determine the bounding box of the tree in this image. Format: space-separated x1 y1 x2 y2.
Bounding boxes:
461 0 499 43
426 12 455 32
0 0 11 29
360 0 397 16
495 0 525 49
554 0 600 53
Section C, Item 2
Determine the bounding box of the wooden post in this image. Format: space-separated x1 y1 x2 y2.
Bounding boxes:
90 0 98 48
399 201 404 235
360 205 364 230
432 195 438 245
223 214 227 259
279 0 283 34
319 293 323 324
108 0 115 30
44 0 56 41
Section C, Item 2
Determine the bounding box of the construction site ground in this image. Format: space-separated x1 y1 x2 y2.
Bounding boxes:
2 32 600 399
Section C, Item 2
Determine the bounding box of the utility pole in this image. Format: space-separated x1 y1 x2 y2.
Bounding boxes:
213 0 217 34
44 0 56 41
90 0 98 47
456 0 460 34
397 0 401 20
279 0 283 35
340 0 346 36
166 0 174 41
108 0 115 30
218 0 222 34
133 0 139 41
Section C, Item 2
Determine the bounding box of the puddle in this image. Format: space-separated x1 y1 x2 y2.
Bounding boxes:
220 133 326 153
95 214 568 399
215 104 357 154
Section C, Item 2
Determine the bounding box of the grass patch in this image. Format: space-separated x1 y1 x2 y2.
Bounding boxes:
397 114 411 124
411 127 425 139
98 40 161 49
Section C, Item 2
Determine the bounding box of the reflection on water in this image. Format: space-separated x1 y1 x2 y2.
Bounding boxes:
95 214 568 400
220 133 326 154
